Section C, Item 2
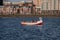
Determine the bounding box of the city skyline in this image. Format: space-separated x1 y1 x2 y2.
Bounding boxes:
3 0 60 10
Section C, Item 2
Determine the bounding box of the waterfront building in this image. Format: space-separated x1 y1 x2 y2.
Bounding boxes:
33 0 41 7
3 0 60 10
32 0 60 10
41 0 60 10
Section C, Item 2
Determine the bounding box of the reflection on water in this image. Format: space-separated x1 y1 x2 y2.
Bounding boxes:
0 17 60 40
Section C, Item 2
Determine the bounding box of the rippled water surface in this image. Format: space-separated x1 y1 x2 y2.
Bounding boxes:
0 17 60 40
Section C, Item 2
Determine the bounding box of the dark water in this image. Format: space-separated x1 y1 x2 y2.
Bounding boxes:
0 17 60 40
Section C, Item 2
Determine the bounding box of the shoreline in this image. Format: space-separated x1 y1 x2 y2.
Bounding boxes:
0 14 60 18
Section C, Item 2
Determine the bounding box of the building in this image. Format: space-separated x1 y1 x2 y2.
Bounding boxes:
33 0 41 7
33 0 60 10
40 0 60 10
3 0 60 10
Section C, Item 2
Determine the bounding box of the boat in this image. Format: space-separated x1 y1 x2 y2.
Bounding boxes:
21 17 43 25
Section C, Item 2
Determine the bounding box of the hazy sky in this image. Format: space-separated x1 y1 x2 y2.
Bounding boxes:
5 0 30 2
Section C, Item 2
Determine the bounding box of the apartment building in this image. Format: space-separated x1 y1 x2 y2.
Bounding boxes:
33 0 60 10
41 0 60 10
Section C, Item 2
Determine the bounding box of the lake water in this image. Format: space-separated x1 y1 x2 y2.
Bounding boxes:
0 17 60 40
